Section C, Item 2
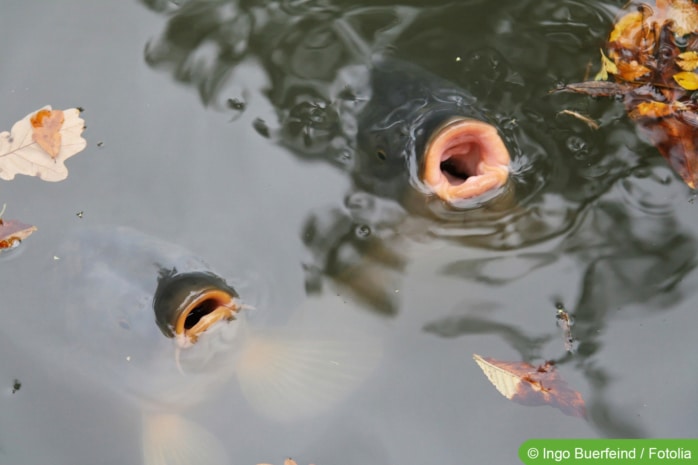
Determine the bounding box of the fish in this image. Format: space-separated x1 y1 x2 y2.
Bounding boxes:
1 226 380 465
354 57 512 207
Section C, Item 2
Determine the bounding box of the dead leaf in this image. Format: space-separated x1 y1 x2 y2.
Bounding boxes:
677 51 698 70
629 101 674 119
473 354 586 417
30 108 64 158
616 61 652 82
552 81 632 97
0 218 37 251
595 49 618 81
0 106 87 181
673 71 698 90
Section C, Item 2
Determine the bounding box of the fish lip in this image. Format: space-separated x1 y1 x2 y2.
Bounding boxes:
174 289 240 348
421 117 510 203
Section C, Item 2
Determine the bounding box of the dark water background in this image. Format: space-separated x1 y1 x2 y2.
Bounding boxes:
1 1 697 464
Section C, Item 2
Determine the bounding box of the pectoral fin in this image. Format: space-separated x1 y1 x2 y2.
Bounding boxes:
141 413 228 465
235 326 381 421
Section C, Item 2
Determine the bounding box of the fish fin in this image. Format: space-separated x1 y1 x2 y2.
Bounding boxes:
141 413 228 465
235 326 381 421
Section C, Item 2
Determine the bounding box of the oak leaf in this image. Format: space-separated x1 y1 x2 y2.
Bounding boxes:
0 106 87 181
473 354 586 417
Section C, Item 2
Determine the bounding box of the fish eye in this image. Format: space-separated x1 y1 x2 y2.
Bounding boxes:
376 149 387 161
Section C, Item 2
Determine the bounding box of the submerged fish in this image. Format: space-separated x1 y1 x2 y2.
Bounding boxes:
354 57 512 206
2 226 380 465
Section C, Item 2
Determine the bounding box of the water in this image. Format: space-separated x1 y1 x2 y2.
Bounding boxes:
1 1 697 464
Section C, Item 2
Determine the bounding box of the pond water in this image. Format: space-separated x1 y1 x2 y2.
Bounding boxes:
1 1 697 464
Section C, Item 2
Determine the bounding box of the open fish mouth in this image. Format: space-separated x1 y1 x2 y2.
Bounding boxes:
153 271 241 348
422 117 510 203
174 288 239 347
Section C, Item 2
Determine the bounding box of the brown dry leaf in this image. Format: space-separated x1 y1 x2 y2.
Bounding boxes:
553 81 632 97
0 218 37 251
629 101 674 119
473 354 586 418
616 61 652 82
30 108 65 158
677 51 698 70
673 71 698 90
0 106 87 181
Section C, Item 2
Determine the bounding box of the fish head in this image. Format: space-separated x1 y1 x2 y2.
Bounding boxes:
38 226 252 412
355 57 512 207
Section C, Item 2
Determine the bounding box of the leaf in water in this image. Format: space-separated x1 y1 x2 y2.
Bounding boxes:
677 51 698 71
0 106 87 181
594 49 618 81
552 81 632 97
473 354 586 418
616 61 652 82
0 218 37 251
628 101 674 119
673 71 698 90
554 1 698 189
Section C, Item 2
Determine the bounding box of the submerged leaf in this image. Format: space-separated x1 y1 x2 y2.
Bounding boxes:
0 106 87 181
473 354 586 417
0 218 37 251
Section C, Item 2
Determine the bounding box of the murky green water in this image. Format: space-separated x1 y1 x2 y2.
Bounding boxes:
1 1 697 464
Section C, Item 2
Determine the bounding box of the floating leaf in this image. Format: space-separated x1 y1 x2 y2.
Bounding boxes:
0 218 37 251
673 71 698 90
629 101 674 119
0 106 87 181
473 354 586 417
594 49 618 81
616 61 652 82
552 81 632 98
677 51 698 71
